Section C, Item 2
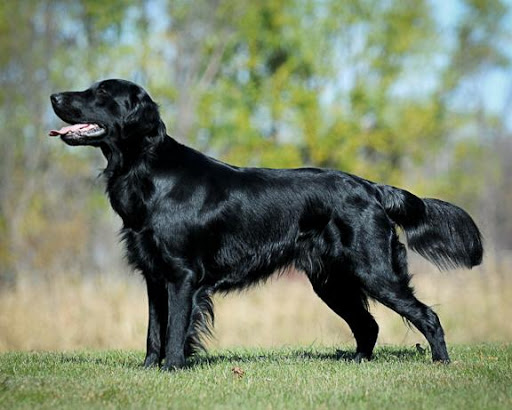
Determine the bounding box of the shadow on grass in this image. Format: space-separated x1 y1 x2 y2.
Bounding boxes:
190 346 426 367
53 345 427 370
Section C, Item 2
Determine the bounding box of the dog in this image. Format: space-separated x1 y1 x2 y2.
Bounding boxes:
50 79 483 370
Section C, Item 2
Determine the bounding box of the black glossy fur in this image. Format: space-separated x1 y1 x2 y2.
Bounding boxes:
50 79 483 369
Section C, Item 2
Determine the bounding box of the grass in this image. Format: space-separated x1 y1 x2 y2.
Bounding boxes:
1 259 512 352
0 344 511 409
1 255 511 408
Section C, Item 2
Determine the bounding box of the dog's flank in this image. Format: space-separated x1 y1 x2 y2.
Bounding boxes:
49 79 483 369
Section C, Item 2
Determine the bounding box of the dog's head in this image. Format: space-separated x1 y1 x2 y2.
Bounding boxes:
49 79 164 147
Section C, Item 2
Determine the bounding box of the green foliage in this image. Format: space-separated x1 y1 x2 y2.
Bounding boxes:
189 0 459 186
193 1 329 167
0 0 511 281
0 345 511 409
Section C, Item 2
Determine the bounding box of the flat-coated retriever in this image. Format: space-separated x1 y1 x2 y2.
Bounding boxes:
50 79 483 370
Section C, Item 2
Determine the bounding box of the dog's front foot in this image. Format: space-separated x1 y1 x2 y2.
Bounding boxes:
143 353 162 369
162 355 186 372
353 351 372 363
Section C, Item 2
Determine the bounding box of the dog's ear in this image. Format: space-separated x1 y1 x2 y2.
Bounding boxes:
123 94 164 139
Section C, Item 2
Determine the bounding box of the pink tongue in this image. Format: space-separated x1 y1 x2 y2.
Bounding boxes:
49 123 93 136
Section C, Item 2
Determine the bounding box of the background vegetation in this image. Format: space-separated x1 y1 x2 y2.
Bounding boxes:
1 0 511 354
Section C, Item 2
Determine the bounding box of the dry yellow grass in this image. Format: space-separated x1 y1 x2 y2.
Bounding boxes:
0 254 511 352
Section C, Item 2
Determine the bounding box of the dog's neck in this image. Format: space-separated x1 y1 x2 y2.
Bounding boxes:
101 133 180 229
100 126 169 178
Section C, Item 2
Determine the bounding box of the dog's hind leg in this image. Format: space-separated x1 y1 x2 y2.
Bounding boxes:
358 235 450 363
311 276 379 362
367 280 449 362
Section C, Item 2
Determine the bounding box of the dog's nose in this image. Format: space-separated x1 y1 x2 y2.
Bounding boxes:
50 93 63 105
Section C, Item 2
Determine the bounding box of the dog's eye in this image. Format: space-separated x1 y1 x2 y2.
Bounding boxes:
97 88 109 97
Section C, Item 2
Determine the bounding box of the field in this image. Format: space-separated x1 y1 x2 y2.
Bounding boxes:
1 255 511 408
1 344 511 409
1 255 511 351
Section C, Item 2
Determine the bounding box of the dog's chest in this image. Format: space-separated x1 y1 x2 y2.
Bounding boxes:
107 172 154 228
121 227 165 276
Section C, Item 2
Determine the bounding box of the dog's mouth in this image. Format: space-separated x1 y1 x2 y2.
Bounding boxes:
49 123 106 138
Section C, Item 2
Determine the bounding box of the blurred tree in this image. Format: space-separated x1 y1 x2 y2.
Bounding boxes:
0 0 140 286
194 0 325 167
1 0 511 286
190 1 452 184
438 0 512 249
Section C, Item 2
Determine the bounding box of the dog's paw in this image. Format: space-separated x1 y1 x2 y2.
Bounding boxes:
353 352 372 363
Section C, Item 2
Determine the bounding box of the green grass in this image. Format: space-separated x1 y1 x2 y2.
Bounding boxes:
1 344 511 409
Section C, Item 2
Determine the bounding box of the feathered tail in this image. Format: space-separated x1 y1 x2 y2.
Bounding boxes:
377 184 483 270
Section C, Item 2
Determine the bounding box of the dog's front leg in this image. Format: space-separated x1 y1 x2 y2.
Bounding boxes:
143 277 168 368
162 273 195 371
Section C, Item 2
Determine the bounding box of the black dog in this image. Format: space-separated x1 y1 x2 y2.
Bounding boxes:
50 79 483 369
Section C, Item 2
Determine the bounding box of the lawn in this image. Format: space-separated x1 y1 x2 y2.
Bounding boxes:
0 344 510 409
